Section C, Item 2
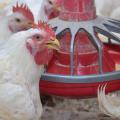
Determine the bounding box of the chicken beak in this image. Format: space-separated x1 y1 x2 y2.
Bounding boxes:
53 4 60 12
24 21 35 29
46 38 60 51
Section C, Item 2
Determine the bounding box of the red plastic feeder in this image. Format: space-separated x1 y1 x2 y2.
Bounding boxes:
40 0 120 98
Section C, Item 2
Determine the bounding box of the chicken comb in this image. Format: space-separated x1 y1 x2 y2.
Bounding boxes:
37 21 55 37
13 2 34 22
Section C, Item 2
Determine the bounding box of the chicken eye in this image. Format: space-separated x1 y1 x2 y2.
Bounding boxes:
48 0 53 5
36 36 40 39
35 35 43 41
15 18 21 23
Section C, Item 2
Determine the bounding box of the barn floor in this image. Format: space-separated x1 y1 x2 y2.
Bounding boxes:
41 96 118 120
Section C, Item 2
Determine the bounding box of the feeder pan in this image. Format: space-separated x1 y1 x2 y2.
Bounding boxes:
40 0 120 98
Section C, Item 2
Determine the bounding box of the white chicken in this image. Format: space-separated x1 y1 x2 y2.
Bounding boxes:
0 22 60 120
0 2 34 45
38 0 61 22
95 0 120 19
98 85 120 119
110 7 120 20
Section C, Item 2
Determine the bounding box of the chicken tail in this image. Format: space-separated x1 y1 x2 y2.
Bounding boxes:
97 84 120 119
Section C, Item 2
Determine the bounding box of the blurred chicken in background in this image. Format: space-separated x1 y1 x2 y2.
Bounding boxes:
0 2 34 45
38 0 61 22
95 0 120 20
0 0 61 22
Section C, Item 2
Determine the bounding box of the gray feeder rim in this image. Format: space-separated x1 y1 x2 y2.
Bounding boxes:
41 71 120 83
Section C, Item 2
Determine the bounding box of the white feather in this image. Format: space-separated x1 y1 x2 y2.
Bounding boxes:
110 7 120 20
0 17 12 46
98 85 120 119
